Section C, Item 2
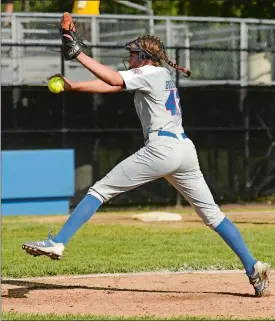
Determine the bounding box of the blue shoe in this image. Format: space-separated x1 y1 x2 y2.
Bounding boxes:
22 230 64 260
248 261 271 297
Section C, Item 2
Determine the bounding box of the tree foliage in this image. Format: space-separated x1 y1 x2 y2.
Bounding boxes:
176 0 275 19
9 0 275 19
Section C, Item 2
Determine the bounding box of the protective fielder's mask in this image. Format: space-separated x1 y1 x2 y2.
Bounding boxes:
123 39 162 70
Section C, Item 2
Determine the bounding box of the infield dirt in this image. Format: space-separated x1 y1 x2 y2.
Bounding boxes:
2 270 274 319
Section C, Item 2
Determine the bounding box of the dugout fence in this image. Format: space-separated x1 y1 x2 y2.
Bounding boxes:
1 13 275 206
2 84 275 206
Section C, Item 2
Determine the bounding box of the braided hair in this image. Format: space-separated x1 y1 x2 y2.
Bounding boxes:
132 35 191 78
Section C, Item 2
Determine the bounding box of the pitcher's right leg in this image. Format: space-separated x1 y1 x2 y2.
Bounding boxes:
165 167 225 229
165 138 269 296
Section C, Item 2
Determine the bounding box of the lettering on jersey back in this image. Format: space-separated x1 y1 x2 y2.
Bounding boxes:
166 80 176 89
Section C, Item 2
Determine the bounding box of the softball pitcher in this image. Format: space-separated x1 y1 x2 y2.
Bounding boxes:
23 12 270 297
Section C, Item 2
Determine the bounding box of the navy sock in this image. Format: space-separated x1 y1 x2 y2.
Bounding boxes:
214 217 257 275
53 194 102 245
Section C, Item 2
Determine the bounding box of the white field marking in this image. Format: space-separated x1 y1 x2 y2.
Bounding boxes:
2 269 250 282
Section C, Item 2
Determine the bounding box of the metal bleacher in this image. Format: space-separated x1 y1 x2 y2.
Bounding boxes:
1 13 275 86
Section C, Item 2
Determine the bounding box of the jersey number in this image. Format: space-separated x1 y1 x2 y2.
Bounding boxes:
165 89 182 116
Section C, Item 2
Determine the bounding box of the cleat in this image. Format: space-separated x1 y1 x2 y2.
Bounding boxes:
248 261 271 297
22 230 64 260
22 240 64 260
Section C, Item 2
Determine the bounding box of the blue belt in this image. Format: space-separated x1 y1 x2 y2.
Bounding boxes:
158 131 187 140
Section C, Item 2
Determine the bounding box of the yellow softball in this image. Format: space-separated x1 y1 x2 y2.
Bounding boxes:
48 77 65 93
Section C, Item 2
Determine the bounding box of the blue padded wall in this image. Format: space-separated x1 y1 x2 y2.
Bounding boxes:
1 149 75 215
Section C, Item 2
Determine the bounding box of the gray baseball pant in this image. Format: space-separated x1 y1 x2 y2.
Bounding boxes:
88 133 225 228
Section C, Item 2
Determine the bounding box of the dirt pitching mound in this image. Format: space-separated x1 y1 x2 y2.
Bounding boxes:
2 271 275 319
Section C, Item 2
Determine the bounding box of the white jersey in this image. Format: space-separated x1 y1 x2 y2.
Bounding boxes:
119 65 184 141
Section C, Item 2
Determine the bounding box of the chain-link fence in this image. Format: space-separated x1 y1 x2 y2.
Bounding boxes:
1 13 275 86
2 85 275 206
1 13 275 206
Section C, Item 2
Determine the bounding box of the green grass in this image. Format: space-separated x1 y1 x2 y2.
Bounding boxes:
2 312 272 321
100 205 274 214
2 219 274 278
2 217 274 321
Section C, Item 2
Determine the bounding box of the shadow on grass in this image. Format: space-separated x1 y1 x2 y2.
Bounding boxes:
1 279 254 299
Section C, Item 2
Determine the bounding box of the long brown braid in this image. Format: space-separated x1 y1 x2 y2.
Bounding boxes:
135 35 191 78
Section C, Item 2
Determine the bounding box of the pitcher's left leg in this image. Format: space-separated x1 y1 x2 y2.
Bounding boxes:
22 140 181 261
22 194 102 260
